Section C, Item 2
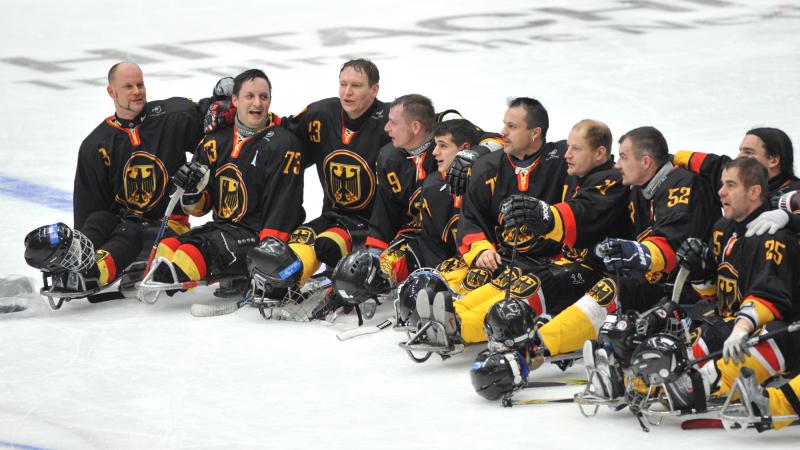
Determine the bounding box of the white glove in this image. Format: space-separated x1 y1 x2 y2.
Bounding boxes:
722 320 754 364
745 209 789 237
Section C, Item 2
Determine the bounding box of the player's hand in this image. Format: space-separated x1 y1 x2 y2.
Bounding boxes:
203 99 237 134
173 161 210 194
722 320 754 364
676 237 717 283
445 149 479 196
212 77 234 99
475 249 503 272
595 238 652 277
777 190 800 214
499 194 553 235
746 209 789 237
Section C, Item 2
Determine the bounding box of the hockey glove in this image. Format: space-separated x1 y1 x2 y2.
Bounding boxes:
777 189 800 214
595 238 653 278
445 148 479 195
212 77 234 99
675 238 717 284
500 194 554 236
203 99 237 134
174 161 210 194
745 209 790 237
722 320 754 364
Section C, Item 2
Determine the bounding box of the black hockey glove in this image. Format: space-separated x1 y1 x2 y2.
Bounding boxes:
595 238 653 278
675 237 717 284
499 194 554 236
173 161 210 194
445 149 478 195
635 297 685 338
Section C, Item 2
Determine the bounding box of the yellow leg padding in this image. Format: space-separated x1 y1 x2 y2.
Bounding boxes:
166 218 190 235
454 289 507 344
457 282 503 310
715 355 774 397
173 249 203 282
95 259 111 286
441 266 468 296
155 242 177 260
538 304 598 356
289 242 321 286
767 376 800 430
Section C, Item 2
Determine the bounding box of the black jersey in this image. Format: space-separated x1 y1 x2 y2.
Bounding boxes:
417 172 461 267
191 115 304 240
283 97 390 219
74 97 203 228
675 150 800 206
628 165 719 281
365 139 440 248
544 161 633 267
707 204 799 325
458 141 569 266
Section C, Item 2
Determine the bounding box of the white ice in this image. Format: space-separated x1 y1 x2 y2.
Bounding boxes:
1 1 799 448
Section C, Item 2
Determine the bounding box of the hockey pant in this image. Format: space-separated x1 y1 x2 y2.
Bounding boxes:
288 212 368 286
155 222 257 281
537 276 676 356
455 259 600 344
765 373 800 430
688 318 800 402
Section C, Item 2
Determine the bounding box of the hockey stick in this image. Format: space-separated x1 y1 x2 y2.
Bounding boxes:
504 226 520 302
190 293 252 317
671 266 688 304
502 396 575 407
143 187 185 277
336 319 393 341
525 378 587 388
681 417 800 430
684 320 800 369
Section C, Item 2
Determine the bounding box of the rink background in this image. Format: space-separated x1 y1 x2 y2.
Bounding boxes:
1 1 799 448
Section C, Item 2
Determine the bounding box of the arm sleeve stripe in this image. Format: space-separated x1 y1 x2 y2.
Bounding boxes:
642 236 676 273
741 296 781 324
259 229 290 242
549 203 576 247
365 236 388 250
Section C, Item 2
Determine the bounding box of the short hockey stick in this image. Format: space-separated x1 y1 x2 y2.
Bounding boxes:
336 319 393 341
143 186 185 276
190 293 252 317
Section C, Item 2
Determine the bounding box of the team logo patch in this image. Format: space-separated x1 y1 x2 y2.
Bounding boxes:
588 278 616 308
324 150 375 210
644 271 664 284
436 257 466 273
408 188 423 228
462 267 492 291
510 273 541 298
289 227 316 245
496 224 535 250
119 151 167 214
490 267 522 290
215 164 247 222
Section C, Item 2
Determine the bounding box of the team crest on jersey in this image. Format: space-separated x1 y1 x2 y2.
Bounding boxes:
443 215 460 244
716 263 741 317
490 267 522 290
497 224 536 251
119 151 167 214
563 246 588 261
462 267 492 291
436 257 466 273
215 164 247 222
510 273 541 298
324 150 375 210
588 278 616 308
289 226 316 245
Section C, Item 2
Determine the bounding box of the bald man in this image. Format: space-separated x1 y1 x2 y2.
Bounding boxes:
25 62 206 296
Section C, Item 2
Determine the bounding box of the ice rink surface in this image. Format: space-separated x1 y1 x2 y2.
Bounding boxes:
1 0 799 448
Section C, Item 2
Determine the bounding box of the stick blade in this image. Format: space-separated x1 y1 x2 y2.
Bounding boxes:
190 299 242 317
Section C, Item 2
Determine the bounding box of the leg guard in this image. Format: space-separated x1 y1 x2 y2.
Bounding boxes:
435 257 469 295
767 375 800 430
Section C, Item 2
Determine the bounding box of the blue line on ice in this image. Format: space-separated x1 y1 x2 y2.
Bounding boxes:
0 174 71 212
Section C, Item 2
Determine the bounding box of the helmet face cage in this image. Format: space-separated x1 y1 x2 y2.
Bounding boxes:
484 299 537 352
61 228 95 272
627 333 694 413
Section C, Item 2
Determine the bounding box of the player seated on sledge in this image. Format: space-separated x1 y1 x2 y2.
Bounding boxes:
23 61 228 303
142 69 304 294
616 158 799 419
331 115 503 316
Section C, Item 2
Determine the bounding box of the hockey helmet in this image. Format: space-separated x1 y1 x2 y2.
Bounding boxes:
24 223 95 273
483 298 538 352
247 237 302 294
395 269 450 328
597 312 644 368
629 333 707 412
470 350 528 400
332 249 390 306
